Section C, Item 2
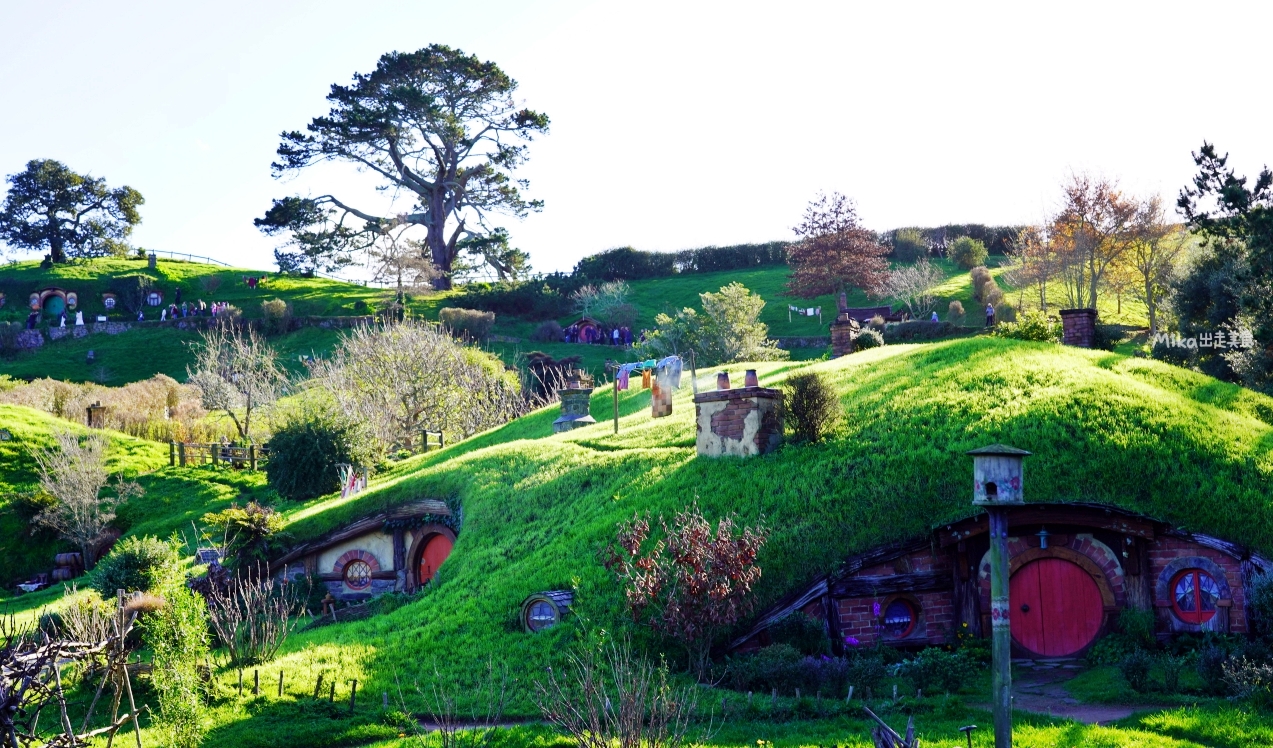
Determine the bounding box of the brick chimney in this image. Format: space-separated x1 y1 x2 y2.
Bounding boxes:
1059 308 1097 348
692 371 783 457
830 290 861 358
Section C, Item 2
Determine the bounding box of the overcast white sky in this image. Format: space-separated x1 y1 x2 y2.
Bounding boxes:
1 1 1270 276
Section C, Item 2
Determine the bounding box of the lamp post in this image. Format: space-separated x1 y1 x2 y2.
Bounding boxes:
967 444 1031 748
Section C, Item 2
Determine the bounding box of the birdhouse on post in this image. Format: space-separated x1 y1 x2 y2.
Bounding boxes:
968 444 1030 506
967 443 1029 748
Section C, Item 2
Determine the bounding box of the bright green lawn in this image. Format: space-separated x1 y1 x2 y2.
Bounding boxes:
5 336 1273 744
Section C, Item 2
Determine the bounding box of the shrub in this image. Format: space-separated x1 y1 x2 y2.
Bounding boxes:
1224 658 1273 706
891 228 929 263
782 372 842 443
439 307 496 341
91 535 181 596
145 582 211 748
201 501 287 570
265 410 373 502
1120 648 1154 693
990 310 1062 342
984 285 1005 308
995 302 1017 323
844 651 889 694
725 644 803 693
854 328 884 351
455 280 574 320
259 298 292 335
531 320 564 342
768 612 830 656
1249 573 1273 640
897 648 973 694
1198 644 1233 694
1119 607 1157 650
214 303 241 322
1086 633 1138 666
969 266 993 301
950 237 988 269
948 300 965 326
1160 653 1185 693
1092 323 1121 351
883 320 969 344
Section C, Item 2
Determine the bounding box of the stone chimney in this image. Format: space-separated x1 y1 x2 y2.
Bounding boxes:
552 370 597 433
830 290 861 358
692 370 783 457
1059 308 1097 348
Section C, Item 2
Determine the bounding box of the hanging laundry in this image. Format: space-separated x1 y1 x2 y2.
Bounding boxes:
641 369 651 389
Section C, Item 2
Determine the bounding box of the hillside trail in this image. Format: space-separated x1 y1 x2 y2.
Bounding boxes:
1004 660 1169 725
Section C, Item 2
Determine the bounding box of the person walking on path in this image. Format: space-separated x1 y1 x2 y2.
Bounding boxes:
985 303 995 327
931 310 939 323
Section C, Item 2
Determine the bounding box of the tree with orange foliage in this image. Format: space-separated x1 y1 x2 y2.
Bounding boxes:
786 192 891 299
608 504 768 679
1050 173 1143 309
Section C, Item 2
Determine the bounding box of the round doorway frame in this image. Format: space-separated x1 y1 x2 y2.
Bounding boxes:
405 524 457 591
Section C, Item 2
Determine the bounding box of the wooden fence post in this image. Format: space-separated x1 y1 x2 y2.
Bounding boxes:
253 669 259 695
314 673 324 699
278 670 284 697
249 444 257 471
178 442 187 467
169 441 176 467
211 443 219 467
349 679 357 713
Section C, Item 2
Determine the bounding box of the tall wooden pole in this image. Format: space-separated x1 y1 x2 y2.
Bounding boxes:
988 506 1012 748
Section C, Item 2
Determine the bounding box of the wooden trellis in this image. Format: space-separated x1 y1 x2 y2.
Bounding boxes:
1 590 145 748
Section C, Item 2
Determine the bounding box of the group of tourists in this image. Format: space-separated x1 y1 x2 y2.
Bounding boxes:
564 323 638 347
243 276 267 289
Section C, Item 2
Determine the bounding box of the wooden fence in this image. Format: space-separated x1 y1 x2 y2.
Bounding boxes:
422 430 445 452
170 442 269 470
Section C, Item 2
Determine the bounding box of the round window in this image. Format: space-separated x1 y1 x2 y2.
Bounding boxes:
881 598 918 638
526 600 559 631
343 559 373 591
1172 569 1221 624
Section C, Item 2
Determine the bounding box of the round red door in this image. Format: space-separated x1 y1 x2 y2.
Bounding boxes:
1009 558 1103 657
418 534 453 585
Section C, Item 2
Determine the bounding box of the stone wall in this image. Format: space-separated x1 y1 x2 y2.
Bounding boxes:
835 547 956 647
692 386 783 457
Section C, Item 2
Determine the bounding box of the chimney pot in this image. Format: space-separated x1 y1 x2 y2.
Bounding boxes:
716 372 730 390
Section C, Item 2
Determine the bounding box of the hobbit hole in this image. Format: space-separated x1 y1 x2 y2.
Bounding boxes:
270 500 457 602
731 445 1269 659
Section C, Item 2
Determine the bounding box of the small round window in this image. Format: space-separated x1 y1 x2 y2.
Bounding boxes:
881 598 918 638
526 600 559 631
1172 569 1221 624
343 559 373 591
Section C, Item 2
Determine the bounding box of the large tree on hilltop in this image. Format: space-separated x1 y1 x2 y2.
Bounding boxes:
255 45 549 287
0 159 144 263
786 191 890 298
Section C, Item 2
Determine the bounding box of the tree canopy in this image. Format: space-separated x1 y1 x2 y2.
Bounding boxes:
786 192 890 298
255 45 549 286
1175 142 1273 390
0 159 144 263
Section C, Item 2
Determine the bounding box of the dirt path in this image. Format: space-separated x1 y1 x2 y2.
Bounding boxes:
1007 661 1168 725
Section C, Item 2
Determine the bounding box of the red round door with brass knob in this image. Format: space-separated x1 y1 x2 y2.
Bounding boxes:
1009 558 1103 657
418 534 453 585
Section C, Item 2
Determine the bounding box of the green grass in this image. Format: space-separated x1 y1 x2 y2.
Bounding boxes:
0 403 277 588
5 336 1273 744
2 254 1158 388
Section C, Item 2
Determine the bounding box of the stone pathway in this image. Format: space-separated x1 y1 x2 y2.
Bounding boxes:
1007 659 1166 725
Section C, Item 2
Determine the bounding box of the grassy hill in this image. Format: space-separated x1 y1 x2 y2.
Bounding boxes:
5 337 1272 743
2 254 1121 387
